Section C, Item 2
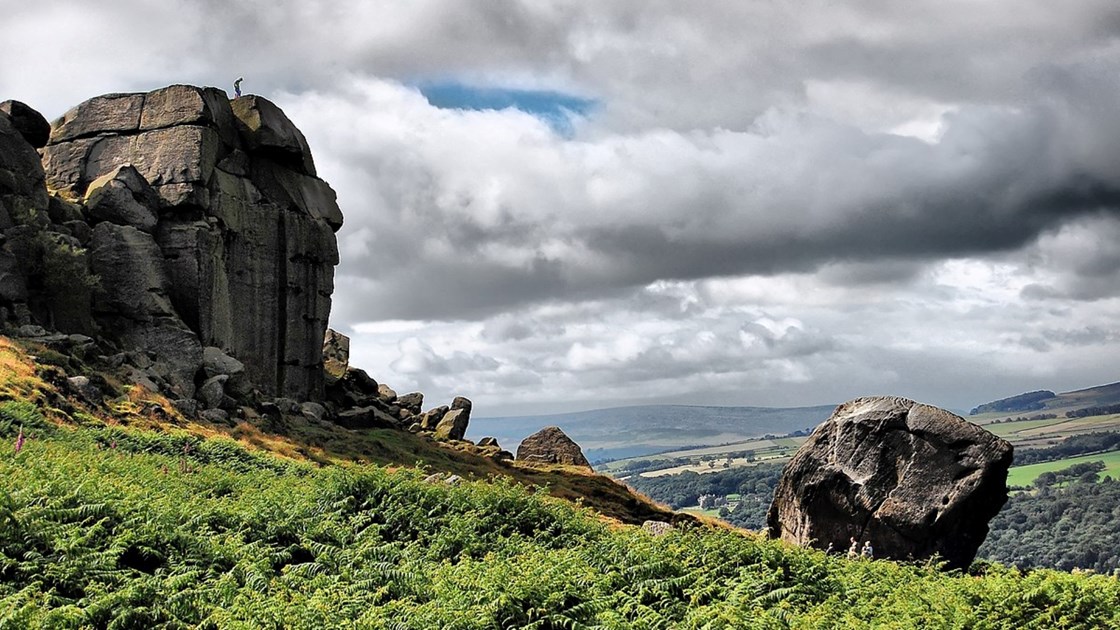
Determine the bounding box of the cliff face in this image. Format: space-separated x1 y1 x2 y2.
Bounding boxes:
0 85 341 401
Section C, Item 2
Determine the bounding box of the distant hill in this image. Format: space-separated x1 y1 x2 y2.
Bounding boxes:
466 404 837 463
971 381 1120 418
970 390 1056 415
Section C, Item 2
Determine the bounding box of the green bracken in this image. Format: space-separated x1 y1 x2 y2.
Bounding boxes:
2 420 1119 629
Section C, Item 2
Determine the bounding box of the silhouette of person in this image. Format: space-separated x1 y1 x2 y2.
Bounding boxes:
234 77 243 98
861 540 874 559
847 537 859 559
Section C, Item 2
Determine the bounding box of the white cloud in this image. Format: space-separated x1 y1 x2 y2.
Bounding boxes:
5 1 1120 415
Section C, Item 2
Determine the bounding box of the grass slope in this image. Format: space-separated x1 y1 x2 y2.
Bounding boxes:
1006 450 1120 488
0 336 678 528
4 412 1120 628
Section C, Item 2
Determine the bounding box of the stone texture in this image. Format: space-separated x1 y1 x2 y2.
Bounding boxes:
336 406 399 430
477 437 500 448
434 408 469 441
230 95 316 176
0 100 51 148
377 383 397 403
397 392 423 414
0 110 49 228
516 426 592 469
322 328 349 385
88 222 202 398
84 165 159 232
32 84 343 402
50 93 144 144
766 396 1013 570
419 405 448 431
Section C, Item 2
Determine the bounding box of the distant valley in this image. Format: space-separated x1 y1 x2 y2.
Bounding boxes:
466 404 836 462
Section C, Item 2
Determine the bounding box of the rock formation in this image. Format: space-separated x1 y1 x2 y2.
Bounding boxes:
516 426 592 469
766 396 1013 569
1 85 341 402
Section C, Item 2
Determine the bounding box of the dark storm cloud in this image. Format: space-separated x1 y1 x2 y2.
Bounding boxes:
317 59 1120 321
7 1 1120 414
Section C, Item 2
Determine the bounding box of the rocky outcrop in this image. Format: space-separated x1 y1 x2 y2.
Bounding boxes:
516 426 592 469
766 396 1013 570
0 85 342 404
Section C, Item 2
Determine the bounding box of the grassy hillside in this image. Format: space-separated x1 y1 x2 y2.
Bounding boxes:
5 335 1120 627
0 335 678 528
4 408 1120 628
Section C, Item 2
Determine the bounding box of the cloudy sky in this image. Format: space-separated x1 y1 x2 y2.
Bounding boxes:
5 1 1120 415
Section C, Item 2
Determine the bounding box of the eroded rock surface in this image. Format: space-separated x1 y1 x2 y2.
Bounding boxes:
516 426 592 469
766 396 1013 569
1 84 344 401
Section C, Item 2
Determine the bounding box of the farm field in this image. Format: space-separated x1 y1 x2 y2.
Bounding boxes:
639 454 792 478
984 413 1120 447
603 436 808 478
1005 450 1120 488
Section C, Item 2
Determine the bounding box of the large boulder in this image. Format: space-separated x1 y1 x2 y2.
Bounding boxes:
36 84 342 401
516 426 592 469
434 408 469 441
766 396 1013 570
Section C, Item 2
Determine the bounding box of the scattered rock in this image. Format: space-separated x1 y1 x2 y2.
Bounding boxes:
336 406 398 430
488 450 514 463
766 396 1013 570
16 324 47 338
643 520 674 536
419 405 449 431
199 408 231 425
477 437 500 448
197 375 229 410
300 401 327 423
272 398 301 415
434 408 469 441
397 392 423 414
322 329 349 385
172 398 200 417
66 375 101 403
377 383 398 403
516 426 592 469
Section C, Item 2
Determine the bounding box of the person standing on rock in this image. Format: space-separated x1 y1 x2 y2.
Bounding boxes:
861 540 874 559
847 537 859 559
234 77 243 98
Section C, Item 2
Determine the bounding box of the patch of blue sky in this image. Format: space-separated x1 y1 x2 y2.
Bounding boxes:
418 81 596 137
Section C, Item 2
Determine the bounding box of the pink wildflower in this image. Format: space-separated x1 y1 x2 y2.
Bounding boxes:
14 426 25 455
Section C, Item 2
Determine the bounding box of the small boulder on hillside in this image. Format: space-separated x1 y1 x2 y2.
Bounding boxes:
766 396 1013 570
516 426 592 470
